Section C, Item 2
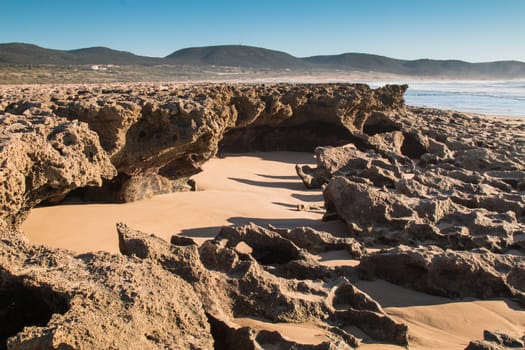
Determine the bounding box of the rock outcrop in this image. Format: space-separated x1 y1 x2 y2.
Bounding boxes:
117 223 408 348
465 330 525 350
297 108 525 253
2 83 407 203
1 82 524 349
0 114 115 228
358 245 525 306
0 228 213 350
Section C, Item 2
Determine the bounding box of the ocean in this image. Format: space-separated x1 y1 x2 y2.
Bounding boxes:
368 80 525 118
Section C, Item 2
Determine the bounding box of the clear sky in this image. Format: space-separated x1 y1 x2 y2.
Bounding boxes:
1 0 524 62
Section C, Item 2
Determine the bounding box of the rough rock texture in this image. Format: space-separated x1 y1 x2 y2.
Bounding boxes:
1 82 525 349
117 223 408 347
0 114 115 227
297 108 525 253
0 228 213 350
2 83 407 202
206 312 352 350
358 245 525 306
268 225 365 258
465 330 525 350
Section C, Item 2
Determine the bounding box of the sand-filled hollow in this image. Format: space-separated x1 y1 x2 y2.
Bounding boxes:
22 152 345 253
20 151 525 350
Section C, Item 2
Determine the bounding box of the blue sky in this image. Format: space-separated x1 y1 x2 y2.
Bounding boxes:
1 0 524 62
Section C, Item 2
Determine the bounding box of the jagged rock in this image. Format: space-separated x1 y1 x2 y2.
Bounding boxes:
119 223 332 323
455 148 519 171
330 309 408 346
328 279 408 346
0 113 116 228
2 83 407 202
270 225 365 258
324 177 419 228
206 313 260 350
0 229 213 350
321 158 524 252
465 330 525 350
2 82 525 349
215 224 360 280
216 224 312 265
293 103 525 253
483 330 524 348
54 99 143 156
296 144 395 189
255 330 352 350
331 281 383 313
465 340 504 350
206 313 356 350
358 245 525 306
117 223 407 346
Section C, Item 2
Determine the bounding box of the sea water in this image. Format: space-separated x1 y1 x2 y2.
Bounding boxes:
368 80 525 118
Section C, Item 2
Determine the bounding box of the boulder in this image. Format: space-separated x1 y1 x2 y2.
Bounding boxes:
465 330 525 350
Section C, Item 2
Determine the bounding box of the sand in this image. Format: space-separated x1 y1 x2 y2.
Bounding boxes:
22 152 345 253
234 317 332 345
357 280 525 349
21 152 525 349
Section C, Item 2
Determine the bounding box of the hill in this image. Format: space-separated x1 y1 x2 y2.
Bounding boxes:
65 47 162 65
0 43 162 65
305 53 525 78
165 45 312 69
1 42 525 78
0 43 74 65
304 53 407 73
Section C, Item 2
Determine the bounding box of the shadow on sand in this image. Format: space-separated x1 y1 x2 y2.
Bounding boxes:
255 174 299 180
291 193 323 202
179 216 348 240
228 177 306 190
218 151 315 165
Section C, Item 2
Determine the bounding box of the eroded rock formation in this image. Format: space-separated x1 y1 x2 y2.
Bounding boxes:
1 82 524 349
466 330 525 350
0 228 213 350
117 223 408 348
0 114 115 228
2 83 407 203
297 108 525 253
358 245 525 306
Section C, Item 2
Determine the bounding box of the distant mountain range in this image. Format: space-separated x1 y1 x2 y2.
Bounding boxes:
1 42 525 78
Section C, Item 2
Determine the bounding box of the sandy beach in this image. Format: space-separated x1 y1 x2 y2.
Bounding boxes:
21 151 525 349
2 0 525 345
22 152 347 252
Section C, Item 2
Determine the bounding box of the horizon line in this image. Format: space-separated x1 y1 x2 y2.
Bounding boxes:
2 41 525 65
